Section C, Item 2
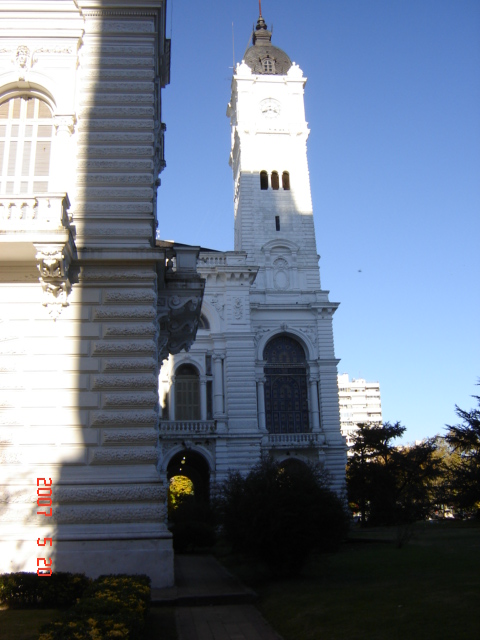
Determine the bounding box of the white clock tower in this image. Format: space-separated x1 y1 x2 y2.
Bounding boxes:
159 12 346 496
228 14 319 281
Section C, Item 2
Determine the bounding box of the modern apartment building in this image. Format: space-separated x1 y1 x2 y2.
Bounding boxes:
337 373 383 447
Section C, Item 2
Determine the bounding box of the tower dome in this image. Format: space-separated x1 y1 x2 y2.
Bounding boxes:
243 14 292 75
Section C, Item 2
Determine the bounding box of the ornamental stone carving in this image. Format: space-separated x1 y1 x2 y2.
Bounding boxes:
54 115 76 137
156 245 205 363
15 45 31 79
253 326 272 346
34 240 76 318
302 325 318 347
209 294 225 320
233 297 243 319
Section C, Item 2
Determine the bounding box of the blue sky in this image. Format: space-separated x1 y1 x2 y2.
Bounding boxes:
158 0 480 444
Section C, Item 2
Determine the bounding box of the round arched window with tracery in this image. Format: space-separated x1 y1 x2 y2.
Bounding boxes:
263 335 309 434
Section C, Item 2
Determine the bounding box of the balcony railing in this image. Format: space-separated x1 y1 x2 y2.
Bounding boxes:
0 194 70 231
265 432 325 448
159 420 217 436
198 254 226 267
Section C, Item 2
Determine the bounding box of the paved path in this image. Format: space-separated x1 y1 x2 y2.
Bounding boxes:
151 555 283 640
174 604 283 640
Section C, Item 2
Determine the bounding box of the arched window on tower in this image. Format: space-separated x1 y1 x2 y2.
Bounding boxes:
263 335 310 434
271 171 279 190
260 170 268 190
175 364 200 421
0 96 53 195
282 171 290 190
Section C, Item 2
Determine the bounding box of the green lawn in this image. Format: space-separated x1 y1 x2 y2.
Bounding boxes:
0 606 177 640
262 521 480 640
0 608 59 640
223 521 480 640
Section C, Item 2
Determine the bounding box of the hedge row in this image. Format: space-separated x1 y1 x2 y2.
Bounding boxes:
0 572 90 608
38 574 151 640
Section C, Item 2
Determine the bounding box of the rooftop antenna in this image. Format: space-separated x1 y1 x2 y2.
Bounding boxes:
232 22 235 70
168 0 173 39
259 0 262 16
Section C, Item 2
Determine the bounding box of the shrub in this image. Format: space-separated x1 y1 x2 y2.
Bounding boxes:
0 571 90 608
38 574 151 640
215 456 349 577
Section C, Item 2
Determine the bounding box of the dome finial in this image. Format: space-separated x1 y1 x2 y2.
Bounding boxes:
253 2 270 44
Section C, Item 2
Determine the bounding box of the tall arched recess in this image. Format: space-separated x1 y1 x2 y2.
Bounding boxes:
263 335 310 434
174 364 200 420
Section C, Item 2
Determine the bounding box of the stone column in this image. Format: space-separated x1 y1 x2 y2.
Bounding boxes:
200 376 207 421
256 376 267 432
309 377 321 432
213 353 224 417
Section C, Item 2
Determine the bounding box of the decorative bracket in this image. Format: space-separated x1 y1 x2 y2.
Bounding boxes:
34 239 76 319
156 244 205 363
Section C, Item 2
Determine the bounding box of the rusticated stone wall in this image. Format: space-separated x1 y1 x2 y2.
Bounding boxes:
0 1 177 587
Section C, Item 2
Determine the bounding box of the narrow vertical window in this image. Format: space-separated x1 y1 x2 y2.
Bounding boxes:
205 354 212 376
260 170 268 190
206 381 213 420
282 171 290 190
275 216 280 231
271 171 279 190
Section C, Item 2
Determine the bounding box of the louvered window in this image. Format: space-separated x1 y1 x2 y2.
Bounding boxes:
0 97 53 196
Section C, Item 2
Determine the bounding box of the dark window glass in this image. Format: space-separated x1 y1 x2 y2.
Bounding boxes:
206 355 212 376
206 381 213 420
260 170 268 190
275 216 280 231
271 171 279 190
282 171 290 190
175 364 200 420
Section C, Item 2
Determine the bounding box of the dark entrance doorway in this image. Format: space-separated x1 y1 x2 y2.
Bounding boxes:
167 449 210 509
166 450 213 552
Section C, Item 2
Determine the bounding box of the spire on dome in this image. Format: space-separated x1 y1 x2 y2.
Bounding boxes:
252 10 271 46
243 6 292 75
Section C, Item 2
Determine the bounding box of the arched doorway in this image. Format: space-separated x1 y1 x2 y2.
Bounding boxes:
167 449 210 509
166 450 213 551
264 335 310 433
279 457 309 474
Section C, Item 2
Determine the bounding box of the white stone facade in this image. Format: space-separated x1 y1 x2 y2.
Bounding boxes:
337 373 383 447
0 1 203 587
159 17 347 495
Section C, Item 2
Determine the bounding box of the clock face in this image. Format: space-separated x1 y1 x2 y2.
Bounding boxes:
260 98 281 119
